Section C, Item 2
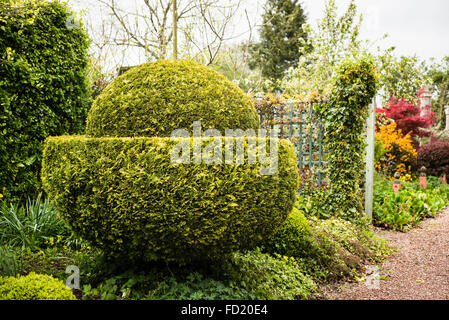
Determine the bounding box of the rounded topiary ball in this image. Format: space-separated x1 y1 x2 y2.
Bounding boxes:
86 59 260 138
0 273 76 300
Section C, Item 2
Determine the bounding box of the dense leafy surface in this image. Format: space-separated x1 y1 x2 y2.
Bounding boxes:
320 55 378 222
42 136 299 263
86 59 259 138
0 1 91 200
0 272 75 300
374 174 449 230
418 141 449 178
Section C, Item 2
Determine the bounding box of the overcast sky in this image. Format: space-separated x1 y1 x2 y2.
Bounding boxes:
69 0 449 63
300 0 449 61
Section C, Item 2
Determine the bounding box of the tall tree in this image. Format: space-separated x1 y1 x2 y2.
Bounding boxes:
89 0 245 69
379 54 430 104
250 0 307 87
283 0 364 97
427 56 449 128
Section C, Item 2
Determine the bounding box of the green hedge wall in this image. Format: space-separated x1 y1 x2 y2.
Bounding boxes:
86 59 259 138
42 136 299 263
0 0 91 200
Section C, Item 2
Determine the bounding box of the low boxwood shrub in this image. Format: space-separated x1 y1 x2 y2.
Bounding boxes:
86 59 259 138
263 207 312 257
417 141 449 178
42 136 299 263
0 272 75 300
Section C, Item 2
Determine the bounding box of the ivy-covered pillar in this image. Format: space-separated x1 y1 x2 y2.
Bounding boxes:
321 55 378 222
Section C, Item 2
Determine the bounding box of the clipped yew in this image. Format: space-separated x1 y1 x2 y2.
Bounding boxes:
42 60 299 263
86 59 260 137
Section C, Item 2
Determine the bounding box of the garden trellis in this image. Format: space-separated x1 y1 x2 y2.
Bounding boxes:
257 99 328 187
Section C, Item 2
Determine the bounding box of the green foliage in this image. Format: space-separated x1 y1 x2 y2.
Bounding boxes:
149 272 253 300
0 194 68 249
86 59 259 138
303 217 389 279
223 249 316 300
249 0 308 85
0 272 75 300
78 249 316 300
0 245 22 277
0 0 91 200
42 136 299 264
283 0 364 96
264 207 390 281
374 174 449 231
379 54 430 104
374 135 387 164
321 55 378 222
264 207 312 257
427 56 449 128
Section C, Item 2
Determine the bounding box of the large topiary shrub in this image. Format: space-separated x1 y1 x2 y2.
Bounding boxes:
42 59 299 264
0 272 76 300
0 0 91 200
42 136 299 263
86 59 260 138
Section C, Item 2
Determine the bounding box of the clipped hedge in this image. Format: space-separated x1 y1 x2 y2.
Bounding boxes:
0 0 91 200
0 272 75 300
42 136 299 263
86 59 259 138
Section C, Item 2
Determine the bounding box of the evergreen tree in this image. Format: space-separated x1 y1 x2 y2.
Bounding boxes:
250 0 308 87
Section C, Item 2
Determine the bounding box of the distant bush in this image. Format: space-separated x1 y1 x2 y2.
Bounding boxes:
378 96 435 138
0 0 91 200
376 122 418 179
417 141 449 177
0 272 75 300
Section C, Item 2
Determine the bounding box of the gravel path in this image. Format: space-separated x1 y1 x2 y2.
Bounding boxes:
323 207 449 300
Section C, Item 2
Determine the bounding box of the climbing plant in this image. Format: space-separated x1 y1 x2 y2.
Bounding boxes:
320 55 378 222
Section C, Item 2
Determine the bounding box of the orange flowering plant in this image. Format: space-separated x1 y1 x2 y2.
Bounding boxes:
375 122 418 180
